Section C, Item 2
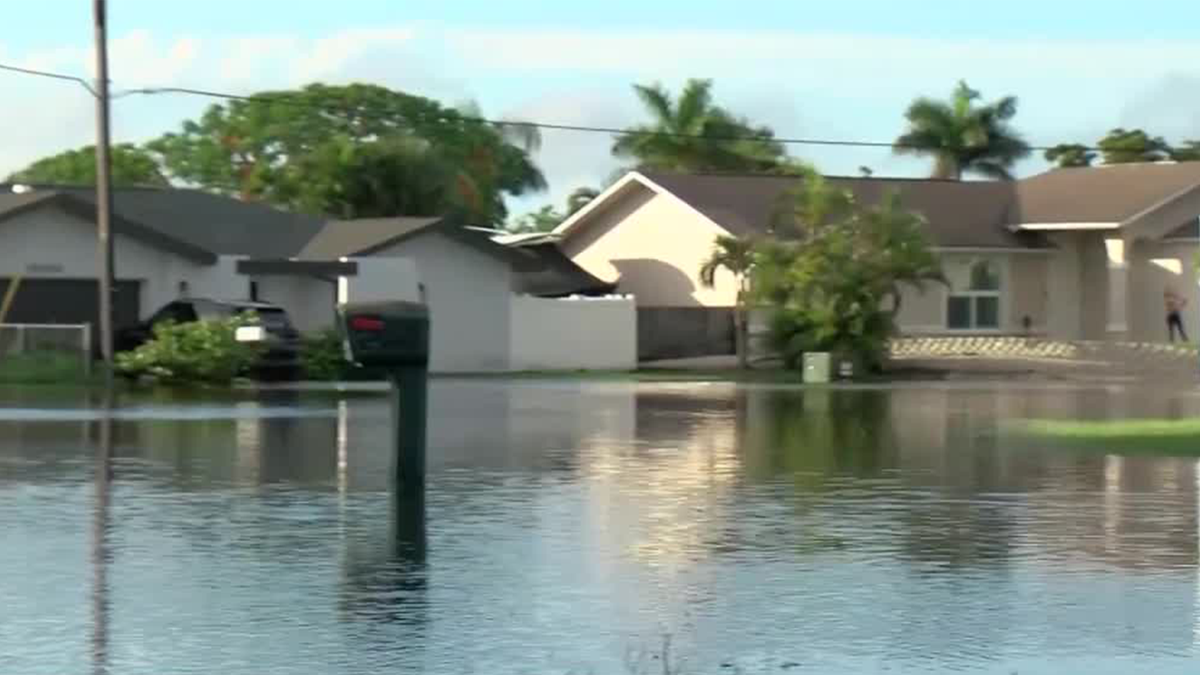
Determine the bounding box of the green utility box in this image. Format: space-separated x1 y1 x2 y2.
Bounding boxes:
339 301 430 368
338 301 431 491
802 352 831 384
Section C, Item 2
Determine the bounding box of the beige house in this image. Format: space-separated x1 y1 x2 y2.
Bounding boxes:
553 165 1200 343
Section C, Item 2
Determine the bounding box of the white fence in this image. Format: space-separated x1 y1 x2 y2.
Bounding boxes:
509 295 637 372
0 323 92 375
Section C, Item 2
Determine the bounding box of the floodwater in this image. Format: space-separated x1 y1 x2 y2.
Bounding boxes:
3 380 1200 674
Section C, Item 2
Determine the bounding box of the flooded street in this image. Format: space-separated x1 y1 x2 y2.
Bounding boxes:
3 380 1200 674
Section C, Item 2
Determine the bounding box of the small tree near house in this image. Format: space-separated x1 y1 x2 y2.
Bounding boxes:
699 235 757 369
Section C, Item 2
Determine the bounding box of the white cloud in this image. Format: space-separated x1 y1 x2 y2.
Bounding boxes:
6 23 1200 203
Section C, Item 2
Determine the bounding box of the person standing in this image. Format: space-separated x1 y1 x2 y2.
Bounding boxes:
1165 287 1189 343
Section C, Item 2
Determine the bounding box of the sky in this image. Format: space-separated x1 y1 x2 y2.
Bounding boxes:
3 0 1200 219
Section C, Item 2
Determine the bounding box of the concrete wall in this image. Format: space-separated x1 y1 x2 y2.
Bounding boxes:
370 232 512 373
508 295 637 371
253 275 335 333
894 284 946 332
1009 254 1049 331
560 183 739 307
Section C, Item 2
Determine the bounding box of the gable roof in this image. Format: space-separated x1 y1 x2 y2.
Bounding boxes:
557 164 1200 250
0 184 327 261
299 216 536 269
637 171 1041 249
1014 162 1200 225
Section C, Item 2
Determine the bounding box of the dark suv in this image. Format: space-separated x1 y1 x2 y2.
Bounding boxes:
116 298 302 379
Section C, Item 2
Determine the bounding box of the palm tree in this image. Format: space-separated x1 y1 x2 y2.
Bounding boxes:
1044 144 1097 168
894 80 1031 180
700 235 757 369
566 187 600 215
613 79 786 172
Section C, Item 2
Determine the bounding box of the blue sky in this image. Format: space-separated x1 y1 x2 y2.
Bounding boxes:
4 1 1200 218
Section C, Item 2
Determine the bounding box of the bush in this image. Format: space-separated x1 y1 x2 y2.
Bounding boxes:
300 328 353 381
116 316 262 385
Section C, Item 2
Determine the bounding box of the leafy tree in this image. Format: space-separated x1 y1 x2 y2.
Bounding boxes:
753 170 943 370
894 80 1031 180
613 78 787 172
1097 128 1170 164
146 83 545 225
1169 140 1200 162
509 185 602 233
699 235 757 369
8 143 169 187
1044 143 1097 168
510 205 564 233
566 186 600 215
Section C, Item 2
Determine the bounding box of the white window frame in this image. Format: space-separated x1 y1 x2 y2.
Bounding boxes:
943 256 1007 333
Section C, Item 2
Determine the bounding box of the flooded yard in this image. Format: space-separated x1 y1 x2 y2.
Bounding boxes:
2 380 1200 674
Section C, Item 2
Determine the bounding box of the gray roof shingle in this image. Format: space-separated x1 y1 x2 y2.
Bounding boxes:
1014 162 1200 224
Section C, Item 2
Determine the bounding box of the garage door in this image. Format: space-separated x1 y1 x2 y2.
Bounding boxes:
0 278 142 353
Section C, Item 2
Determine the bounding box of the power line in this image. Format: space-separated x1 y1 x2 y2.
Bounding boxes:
1 59 1103 153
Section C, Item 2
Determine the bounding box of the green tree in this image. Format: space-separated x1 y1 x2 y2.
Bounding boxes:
699 235 757 370
894 80 1031 180
1097 128 1170 164
146 83 545 225
613 78 787 172
566 186 600 215
8 143 169 187
1044 143 1097 168
510 205 564 233
754 170 943 370
1169 140 1200 162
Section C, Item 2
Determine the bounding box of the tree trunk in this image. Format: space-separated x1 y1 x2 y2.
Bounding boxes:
733 307 748 370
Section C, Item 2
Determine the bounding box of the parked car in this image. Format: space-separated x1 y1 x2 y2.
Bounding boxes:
115 298 302 379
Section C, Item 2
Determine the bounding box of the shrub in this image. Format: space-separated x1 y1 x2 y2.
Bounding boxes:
116 316 262 385
300 328 353 381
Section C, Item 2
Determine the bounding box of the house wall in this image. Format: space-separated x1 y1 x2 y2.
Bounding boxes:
1046 233 1084 340
253 275 336 333
560 185 740 307
509 295 637 371
1127 240 1200 342
894 251 1049 335
339 257 423 304
0 205 247 323
370 233 512 373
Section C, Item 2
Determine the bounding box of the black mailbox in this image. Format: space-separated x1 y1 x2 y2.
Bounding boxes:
337 300 431 491
339 301 430 368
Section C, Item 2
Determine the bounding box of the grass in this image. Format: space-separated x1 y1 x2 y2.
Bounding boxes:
0 352 95 385
1012 418 1200 455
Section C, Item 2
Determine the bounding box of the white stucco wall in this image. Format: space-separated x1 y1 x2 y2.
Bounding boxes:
253 275 335 333
369 233 512 373
509 295 637 371
1046 233 1084 340
1129 241 1200 343
0 205 246 322
560 184 740 307
339 257 422 305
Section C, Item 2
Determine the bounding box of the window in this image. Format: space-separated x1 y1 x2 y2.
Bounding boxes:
946 258 1002 330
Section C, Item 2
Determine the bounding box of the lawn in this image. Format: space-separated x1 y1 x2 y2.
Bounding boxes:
0 352 94 385
1014 418 1200 455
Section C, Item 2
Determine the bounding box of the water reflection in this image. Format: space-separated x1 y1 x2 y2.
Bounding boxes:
2 382 1200 673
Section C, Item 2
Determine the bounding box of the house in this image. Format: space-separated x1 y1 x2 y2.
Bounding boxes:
553 165 1200 347
0 184 353 337
0 184 636 373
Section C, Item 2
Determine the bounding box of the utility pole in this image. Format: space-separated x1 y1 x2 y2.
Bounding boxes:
93 0 115 388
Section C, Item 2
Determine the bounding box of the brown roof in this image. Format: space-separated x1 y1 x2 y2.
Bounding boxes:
1015 162 1200 224
299 217 443 259
509 241 618 297
641 172 1040 249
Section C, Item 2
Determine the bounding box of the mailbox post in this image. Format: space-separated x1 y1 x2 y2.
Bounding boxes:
339 301 431 491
